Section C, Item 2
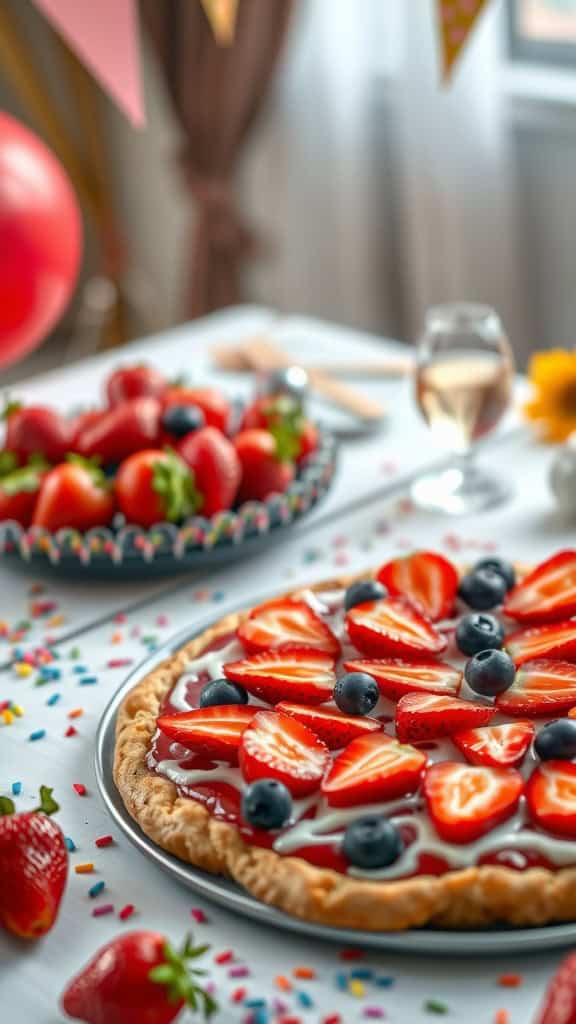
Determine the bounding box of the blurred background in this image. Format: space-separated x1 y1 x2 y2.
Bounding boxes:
2 0 576 381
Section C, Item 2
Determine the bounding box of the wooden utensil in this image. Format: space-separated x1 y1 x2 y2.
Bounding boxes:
212 342 413 378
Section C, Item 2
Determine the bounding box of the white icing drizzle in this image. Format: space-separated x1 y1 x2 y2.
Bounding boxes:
153 585 576 878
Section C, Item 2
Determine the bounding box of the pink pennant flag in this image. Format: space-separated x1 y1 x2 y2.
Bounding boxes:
32 0 145 126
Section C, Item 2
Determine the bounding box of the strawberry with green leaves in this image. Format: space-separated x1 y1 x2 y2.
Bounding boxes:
4 401 71 463
234 429 295 503
33 456 115 531
61 931 216 1024
115 449 200 528
0 786 67 939
177 426 241 517
0 458 48 525
241 394 318 463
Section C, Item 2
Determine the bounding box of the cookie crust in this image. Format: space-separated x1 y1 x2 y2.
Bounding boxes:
113 573 576 931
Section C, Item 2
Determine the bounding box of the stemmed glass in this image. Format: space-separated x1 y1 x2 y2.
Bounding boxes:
411 303 514 515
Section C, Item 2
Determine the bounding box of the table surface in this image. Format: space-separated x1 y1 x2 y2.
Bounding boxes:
1 305 569 1024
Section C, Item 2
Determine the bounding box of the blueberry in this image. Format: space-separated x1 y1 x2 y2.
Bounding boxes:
161 403 205 438
241 779 292 830
344 579 388 611
473 557 516 592
464 649 516 697
334 672 379 716
458 569 507 610
342 815 403 869
199 678 248 707
534 719 576 761
455 613 504 657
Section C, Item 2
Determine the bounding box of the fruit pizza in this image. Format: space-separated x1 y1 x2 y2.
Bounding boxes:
114 549 576 931
0 365 319 532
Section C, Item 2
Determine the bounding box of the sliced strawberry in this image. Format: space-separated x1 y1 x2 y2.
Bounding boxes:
346 596 446 659
157 706 257 762
453 721 535 768
506 621 576 666
424 762 524 843
321 733 426 808
376 551 459 622
495 660 576 717
239 710 329 797
536 950 576 1024
503 550 576 624
276 702 382 750
223 649 336 705
344 657 461 702
395 693 496 743
237 598 340 657
526 761 576 838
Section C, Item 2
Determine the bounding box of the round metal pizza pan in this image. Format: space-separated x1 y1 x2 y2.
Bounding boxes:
95 618 576 955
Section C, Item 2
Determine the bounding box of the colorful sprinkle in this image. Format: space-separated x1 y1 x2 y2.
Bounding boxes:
295 991 314 1008
119 904 135 921
107 658 133 668
363 1011 386 1020
156 615 168 626
334 972 348 991
340 948 364 960
11 782 21 796
494 1012 510 1024
11 703 24 717
375 976 395 988
424 1000 449 1015
322 1016 342 1024
229 966 250 979
79 676 98 686
293 967 316 980
92 903 114 917
275 976 292 992
65 726 78 737
68 708 84 719
498 974 523 988
2 709 14 725
111 633 123 644
69 646 81 659
29 729 46 741
73 665 88 674
215 950 234 964
190 907 208 924
272 999 288 1015
95 835 113 848
15 662 33 677
74 863 94 874
244 999 266 1009
73 783 87 796
46 693 61 706
64 836 76 852
89 881 106 898
232 988 247 1003
351 968 374 980
349 980 365 998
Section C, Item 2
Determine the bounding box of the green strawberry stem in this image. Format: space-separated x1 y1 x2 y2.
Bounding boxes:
261 396 305 462
0 786 59 818
0 463 46 496
148 934 217 1017
0 451 18 476
65 454 110 490
1 399 22 422
152 450 202 523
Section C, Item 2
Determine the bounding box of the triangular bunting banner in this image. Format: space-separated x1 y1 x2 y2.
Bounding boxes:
436 0 490 82
201 0 239 45
31 0 145 126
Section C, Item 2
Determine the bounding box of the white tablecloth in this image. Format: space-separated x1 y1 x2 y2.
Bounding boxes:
0 306 568 1023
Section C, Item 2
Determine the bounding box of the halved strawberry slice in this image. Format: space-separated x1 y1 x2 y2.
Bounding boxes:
157 706 257 762
506 621 576 666
424 762 524 843
224 649 336 705
344 657 461 702
503 550 576 624
239 710 329 797
526 761 576 838
346 596 446 659
495 660 576 717
321 733 426 808
453 721 534 768
395 693 496 743
376 551 459 622
276 702 382 750
237 598 340 657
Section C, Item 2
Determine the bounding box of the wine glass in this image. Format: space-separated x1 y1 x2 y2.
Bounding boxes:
411 303 514 515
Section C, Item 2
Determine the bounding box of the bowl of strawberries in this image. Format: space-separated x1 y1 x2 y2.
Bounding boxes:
0 364 336 578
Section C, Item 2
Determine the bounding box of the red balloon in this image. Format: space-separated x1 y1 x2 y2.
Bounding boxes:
0 113 82 371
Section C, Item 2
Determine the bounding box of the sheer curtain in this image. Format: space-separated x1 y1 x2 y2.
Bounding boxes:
242 0 529 356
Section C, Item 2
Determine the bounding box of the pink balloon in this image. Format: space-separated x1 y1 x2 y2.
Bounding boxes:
0 113 82 370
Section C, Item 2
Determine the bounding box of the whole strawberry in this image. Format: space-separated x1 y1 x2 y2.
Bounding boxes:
0 786 68 939
537 952 576 1023
61 931 216 1024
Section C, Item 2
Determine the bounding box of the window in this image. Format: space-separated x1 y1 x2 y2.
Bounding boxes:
509 0 576 64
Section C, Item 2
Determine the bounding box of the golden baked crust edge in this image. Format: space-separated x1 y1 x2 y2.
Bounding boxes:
113 572 576 932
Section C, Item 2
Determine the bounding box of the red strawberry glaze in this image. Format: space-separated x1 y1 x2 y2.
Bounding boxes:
147 587 576 879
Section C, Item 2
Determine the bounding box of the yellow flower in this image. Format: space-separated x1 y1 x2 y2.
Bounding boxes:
524 349 576 443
